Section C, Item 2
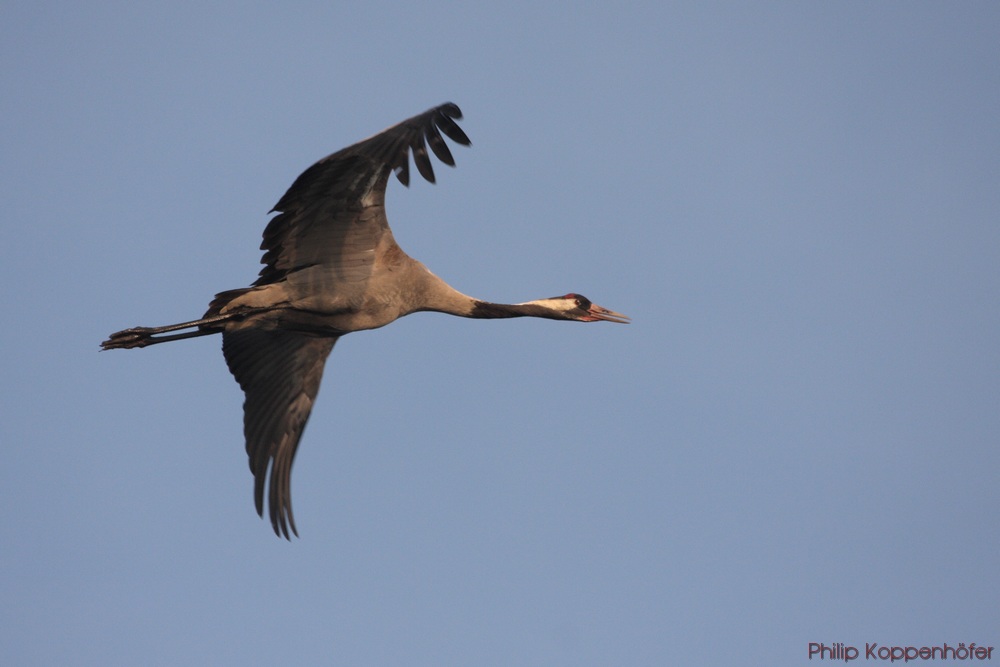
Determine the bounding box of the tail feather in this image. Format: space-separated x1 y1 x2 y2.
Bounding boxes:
205 288 253 318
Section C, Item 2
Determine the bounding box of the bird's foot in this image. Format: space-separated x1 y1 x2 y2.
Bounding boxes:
101 327 156 350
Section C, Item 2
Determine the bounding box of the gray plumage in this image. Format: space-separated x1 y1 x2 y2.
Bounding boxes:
102 103 628 539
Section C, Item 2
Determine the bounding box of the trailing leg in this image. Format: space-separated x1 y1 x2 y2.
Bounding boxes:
101 313 233 350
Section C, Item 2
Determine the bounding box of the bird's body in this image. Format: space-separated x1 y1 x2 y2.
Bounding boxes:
103 103 628 538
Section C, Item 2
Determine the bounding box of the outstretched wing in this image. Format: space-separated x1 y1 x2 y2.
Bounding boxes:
255 102 471 288
222 328 338 539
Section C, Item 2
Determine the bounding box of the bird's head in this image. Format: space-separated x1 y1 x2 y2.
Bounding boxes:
524 293 630 323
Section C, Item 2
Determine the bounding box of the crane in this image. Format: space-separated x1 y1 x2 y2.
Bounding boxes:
102 103 629 539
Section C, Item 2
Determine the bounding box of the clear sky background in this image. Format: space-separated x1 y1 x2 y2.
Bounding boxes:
3 3 998 665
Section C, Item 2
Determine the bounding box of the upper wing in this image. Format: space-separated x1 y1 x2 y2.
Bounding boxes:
222 328 338 539
254 102 471 288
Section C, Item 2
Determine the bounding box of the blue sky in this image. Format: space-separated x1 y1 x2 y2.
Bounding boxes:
2 2 998 665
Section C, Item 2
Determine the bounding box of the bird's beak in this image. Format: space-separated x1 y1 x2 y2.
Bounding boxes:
585 303 630 324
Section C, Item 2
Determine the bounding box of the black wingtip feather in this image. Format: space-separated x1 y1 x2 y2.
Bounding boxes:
391 103 469 186
412 139 436 184
438 101 462 119
435 112 471 147
393 161 410 187
427 133 454 166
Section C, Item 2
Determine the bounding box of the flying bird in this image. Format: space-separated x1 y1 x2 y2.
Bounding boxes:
102 102 628 539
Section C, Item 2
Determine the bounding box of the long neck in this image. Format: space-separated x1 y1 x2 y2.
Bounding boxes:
466 299 563 320
416 268 567 321
438 295 569 321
